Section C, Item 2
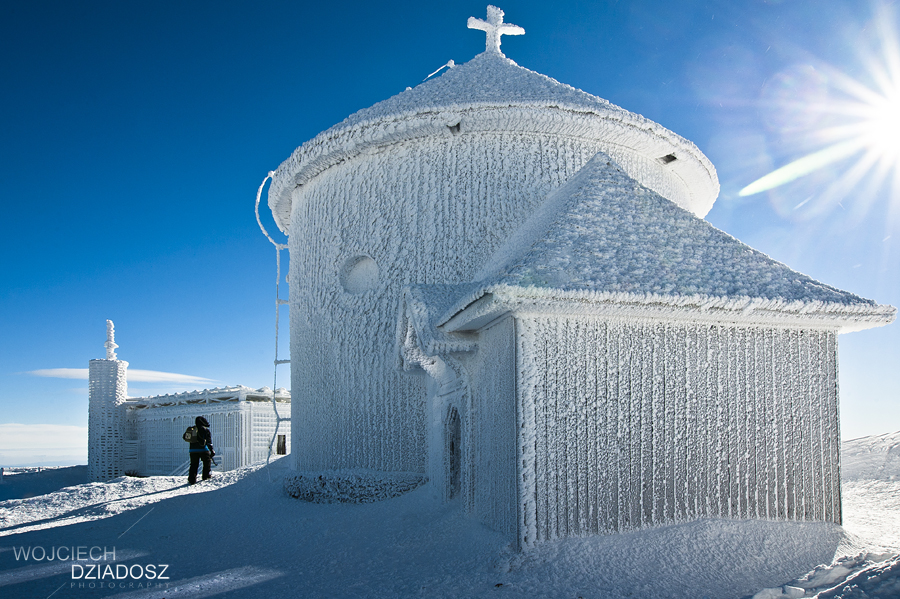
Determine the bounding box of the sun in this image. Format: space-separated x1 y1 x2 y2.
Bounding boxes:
740 3 900 219
861 86 900 164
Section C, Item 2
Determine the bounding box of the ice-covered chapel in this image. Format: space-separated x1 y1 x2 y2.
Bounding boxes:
267 7 895 547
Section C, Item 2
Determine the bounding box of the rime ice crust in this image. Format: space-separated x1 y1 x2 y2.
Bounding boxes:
394 155 893 547
268 12 894 545
87 353 129 482
283 470 426 503
268 51 719 230
285 126 613 475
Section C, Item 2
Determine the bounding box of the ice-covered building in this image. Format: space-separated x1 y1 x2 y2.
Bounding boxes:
87 320 129 482
123 385 290 476
87 322 290 480
266 6 895 547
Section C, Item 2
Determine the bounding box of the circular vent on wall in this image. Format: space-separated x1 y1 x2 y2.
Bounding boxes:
340 255 380 294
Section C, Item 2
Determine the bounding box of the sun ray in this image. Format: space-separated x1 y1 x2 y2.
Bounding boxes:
741 2 900 218
807 148 882 219
847 148 896 224
739 140 864 196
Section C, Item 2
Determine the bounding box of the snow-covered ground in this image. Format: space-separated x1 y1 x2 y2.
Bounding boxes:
1 434 898 598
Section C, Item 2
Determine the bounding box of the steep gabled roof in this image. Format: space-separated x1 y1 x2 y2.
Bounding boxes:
478 152 867 303
433 152 895 333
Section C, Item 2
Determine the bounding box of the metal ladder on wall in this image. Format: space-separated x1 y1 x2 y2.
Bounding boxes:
256 173 291 469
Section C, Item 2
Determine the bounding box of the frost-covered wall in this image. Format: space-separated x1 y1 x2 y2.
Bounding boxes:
515 315 841 545
87 358 129 481
127 391 290 476
464 315 518 536
289 131 623 473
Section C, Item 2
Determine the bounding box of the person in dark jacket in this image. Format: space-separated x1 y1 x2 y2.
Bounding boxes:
188 416 214 485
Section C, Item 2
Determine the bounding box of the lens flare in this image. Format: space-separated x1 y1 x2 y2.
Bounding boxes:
740 3 900 216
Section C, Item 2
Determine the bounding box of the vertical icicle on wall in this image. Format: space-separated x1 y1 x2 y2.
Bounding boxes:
515 315 840 545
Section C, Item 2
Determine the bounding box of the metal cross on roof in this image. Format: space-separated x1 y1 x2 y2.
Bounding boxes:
467 5 524 55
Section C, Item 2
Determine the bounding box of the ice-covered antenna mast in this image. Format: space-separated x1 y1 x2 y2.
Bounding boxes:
467 5 524 55
105 320 118 360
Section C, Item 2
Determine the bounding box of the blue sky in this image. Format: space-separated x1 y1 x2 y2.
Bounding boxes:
1 0 898 464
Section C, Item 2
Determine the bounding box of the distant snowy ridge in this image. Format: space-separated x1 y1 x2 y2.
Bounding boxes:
842 431 900 482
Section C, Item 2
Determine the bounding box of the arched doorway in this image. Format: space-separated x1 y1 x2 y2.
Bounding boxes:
447 407 461 499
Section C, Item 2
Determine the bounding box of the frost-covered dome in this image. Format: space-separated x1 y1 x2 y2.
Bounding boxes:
268 50 719 230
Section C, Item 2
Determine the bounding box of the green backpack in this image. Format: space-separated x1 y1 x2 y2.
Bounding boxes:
183 426 200 443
